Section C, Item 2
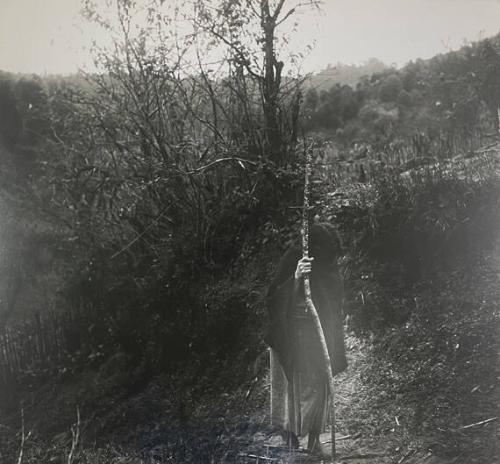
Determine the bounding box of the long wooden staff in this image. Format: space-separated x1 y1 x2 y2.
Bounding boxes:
302 144 336 461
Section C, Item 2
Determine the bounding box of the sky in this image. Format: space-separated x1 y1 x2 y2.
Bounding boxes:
0 0 499 75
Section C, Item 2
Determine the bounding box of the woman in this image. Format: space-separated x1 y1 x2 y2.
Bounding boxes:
265 223 347 455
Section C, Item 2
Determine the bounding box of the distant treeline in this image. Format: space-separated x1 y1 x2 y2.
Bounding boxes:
305 58 388 91
302 35 500 151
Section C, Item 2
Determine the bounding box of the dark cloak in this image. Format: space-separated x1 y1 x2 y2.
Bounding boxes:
265 224 347 382
265 224 348 436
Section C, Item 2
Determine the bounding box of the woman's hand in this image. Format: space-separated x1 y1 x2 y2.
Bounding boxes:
294 257 314 280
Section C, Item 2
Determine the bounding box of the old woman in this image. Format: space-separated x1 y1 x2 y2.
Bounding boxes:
266 223 347 455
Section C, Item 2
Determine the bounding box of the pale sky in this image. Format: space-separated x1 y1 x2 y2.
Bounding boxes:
0 0 499 75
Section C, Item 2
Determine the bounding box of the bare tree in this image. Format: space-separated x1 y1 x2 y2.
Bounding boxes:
61 0 323 261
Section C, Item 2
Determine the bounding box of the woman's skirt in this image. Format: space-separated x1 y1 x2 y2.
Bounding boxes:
270 316 330 437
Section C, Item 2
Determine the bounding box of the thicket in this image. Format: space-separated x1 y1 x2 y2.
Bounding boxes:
0 1 316 389
332 155 500 330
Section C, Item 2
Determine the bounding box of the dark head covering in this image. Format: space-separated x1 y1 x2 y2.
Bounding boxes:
268 223 342 294
309 223 343 267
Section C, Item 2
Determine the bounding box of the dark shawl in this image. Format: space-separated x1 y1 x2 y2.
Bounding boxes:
265 224 347 381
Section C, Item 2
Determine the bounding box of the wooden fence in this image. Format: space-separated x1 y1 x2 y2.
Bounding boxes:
0 305 101 404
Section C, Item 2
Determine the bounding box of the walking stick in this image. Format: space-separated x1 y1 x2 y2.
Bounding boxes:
301 143 337 462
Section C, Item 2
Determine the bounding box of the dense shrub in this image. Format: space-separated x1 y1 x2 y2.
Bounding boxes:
331 153 500 329
379 74 404 103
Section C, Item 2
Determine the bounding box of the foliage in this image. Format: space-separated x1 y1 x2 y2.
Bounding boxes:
378 74 403 103
0 10 499 464
306 58 388 91
329 153 500 329
0 1 317 378
0 5 499 425
304 34 500 151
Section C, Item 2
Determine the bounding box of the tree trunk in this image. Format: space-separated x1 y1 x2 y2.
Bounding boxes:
260 0 283 164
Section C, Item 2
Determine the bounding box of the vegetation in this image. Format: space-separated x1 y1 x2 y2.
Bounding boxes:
306 58 388 91
303 36 500 151
0 2 498 463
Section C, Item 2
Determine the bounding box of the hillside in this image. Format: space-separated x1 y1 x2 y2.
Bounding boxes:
302 32 500 154
0 8 499 463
